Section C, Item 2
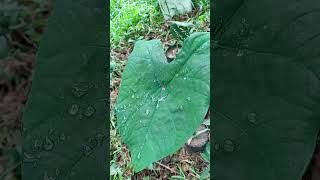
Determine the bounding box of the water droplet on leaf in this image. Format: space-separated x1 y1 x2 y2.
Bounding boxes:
72 83 89 98
57 90 65 100
55 168 60 176
214 143 220 150
83 144 92 156
59 133 66 141
43 171 55 180
247 112 257 124
24 152 37 163
223 139 235 152
96 133 105 145
84 106 95 117
145 109 150 115
68 104 79 115
34 139 42 150
33 162 37 168
73 90 87 98
43 136 54 151
237 50 244 57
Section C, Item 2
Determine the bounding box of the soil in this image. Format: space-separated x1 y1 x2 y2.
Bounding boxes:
0 53 35 179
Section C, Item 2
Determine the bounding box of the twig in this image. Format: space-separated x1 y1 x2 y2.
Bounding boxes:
156 162 200 179
155 162 177 174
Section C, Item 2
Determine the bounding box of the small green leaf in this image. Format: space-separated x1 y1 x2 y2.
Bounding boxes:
116 32 210 172
170 24 189 41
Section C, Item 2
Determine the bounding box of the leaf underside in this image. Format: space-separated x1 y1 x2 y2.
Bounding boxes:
116 32 210 172
22 0 107 179
213 1 320 180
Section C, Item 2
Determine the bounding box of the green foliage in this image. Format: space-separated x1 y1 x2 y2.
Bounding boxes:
21 0 107 179
213 0 320 179
110 0 162 47
115 32 210 172
193 0 210 25
170 23 190 42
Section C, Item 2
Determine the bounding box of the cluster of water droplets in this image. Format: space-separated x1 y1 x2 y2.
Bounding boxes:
72 82 90 98
41 167 64 180
136 141 146 160
33 131 68 153
40 132 105 179
155 85 169 109
214 139 236 153
43 171 56 180
232 17 254 57
223 139 235 152
22 80 105 178
68 103 96 119
23 129 71 171
57 82 97 120
81 132 106 157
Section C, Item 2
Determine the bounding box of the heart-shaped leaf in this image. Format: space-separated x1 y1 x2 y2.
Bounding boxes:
22 0 107 179
212 1 320 179
116 32 210 172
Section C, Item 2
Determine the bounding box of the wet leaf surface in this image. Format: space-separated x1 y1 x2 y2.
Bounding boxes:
116 32 210 172
21 0 107 179
212 1 320 179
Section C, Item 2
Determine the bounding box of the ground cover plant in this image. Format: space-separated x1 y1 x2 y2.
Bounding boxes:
110 0 211 179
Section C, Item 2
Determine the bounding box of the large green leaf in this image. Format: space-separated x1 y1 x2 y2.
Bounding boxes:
116 32 210 172
22 0 107 179
158 0 193 20
213 0 320 179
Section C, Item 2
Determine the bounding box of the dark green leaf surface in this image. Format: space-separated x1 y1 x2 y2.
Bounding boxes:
212 1 320 179
22 0 107 179
116 33 210 172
